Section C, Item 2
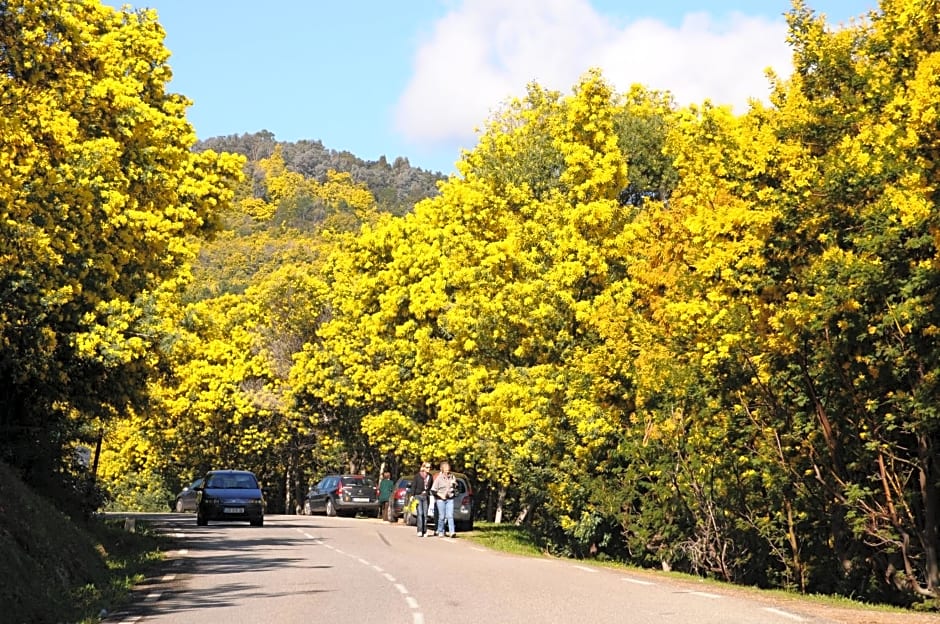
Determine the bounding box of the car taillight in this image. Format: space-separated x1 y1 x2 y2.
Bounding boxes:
336 482 344 495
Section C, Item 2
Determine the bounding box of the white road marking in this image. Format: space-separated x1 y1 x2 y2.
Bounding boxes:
173 532 185 538
299 522 424 623
177 549 188 555
764 607 806 621
572 565 597 573
688 591 721 599
161 574 176 582
622 577 654 585
145 592 161 602
470 546 487 552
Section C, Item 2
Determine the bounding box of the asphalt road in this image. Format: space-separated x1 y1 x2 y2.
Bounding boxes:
106 513 841 624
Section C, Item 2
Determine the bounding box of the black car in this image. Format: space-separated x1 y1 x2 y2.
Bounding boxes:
195 469 264 527
303 474 380 517
173 477 204 512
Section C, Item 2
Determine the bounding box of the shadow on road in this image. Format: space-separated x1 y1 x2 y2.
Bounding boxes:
103 514 339 622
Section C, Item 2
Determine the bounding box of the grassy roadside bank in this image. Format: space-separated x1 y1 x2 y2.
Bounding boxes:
0 462 171 624
463 522 937 624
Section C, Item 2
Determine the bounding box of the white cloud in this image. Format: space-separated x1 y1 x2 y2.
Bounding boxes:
394 0 790 150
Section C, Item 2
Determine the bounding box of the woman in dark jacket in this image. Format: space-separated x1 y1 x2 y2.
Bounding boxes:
410 462 433 536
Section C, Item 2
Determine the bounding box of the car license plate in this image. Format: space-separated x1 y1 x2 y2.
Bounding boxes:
352 497 369 502
223 507 244 513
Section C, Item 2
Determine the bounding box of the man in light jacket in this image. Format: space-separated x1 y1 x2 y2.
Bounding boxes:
431 461 458 537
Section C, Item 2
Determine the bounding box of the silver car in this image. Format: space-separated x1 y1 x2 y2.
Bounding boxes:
173 477 204 512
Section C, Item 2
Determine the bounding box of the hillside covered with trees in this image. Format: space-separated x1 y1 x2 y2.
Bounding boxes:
2 0 939 610
196 131 445 217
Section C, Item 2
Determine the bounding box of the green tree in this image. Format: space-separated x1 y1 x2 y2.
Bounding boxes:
750 0 940 599
0 0 243 507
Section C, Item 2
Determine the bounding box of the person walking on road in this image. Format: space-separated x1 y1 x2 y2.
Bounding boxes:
378 470 395 521
431 461 458 538
410 462 433 537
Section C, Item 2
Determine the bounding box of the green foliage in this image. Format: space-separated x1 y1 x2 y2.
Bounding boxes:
102 468 174 513
0 0 243 507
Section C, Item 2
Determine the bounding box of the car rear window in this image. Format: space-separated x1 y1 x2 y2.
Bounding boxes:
207 473 258 489
341 476 375 487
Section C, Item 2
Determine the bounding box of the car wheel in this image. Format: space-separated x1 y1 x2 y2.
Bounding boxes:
325 498 336 517
303 500 312 515
386 504 397 523
197 514 207 526
175 499 185 513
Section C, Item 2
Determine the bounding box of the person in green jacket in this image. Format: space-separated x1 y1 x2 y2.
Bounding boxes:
378 470 395 521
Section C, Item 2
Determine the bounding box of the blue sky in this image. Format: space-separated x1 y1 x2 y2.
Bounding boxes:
118 1 876 175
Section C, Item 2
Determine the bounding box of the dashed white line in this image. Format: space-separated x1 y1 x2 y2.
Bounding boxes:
177 549 188 555
298 523 423 623
688 591 721 599
161 574 176 582
622 577 654 585
572 565 597 573
764 607 806 621
145 591 161 602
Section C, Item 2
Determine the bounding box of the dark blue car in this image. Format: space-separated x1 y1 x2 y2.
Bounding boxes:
196 469 264 527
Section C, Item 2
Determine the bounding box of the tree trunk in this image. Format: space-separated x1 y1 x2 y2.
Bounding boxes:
494 487 506 524
918 433 940 597
515 501 533 525
784 498 806 593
